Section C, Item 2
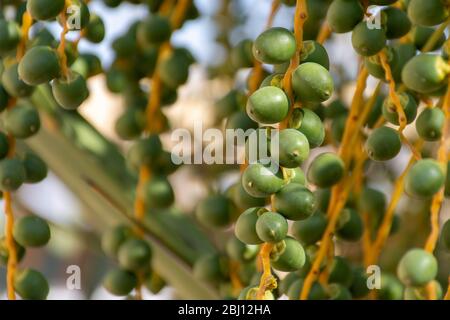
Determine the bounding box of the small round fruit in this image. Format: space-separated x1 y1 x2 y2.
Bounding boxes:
358 187 386 217
350 266 369 298
365 126 401 161
397 248 438 286
382 92 418 125
158 49 191 89
300 40 330 69
18 46 60 86
412 26 446 51
143 176 174 209
4 104 40 139
103 269 137 296
0 19 21 55
225 236 259 263
405 159 445 198
14 269 49 300
307 153 345 188
238 285 274 300
225 111 258 131
115 107 145 140
27 0 65 21
326 0 364 34
291 108 325 148
274 183 316 221
230 182 266 210
51 72 89 110
246 86 289 124
117 238 152 271
13 215 50 247
287 279 327 300
292 212 327 245
231 39 254 69
195 194 238 228
235 207 266 245
351 21 386 57
271 237 306 272
283 167 306 185
101 225 134 258
404 280 443 300
383 7 411 39
253 27 296 64
336 208 363 242
0 158 26 191
22 152 47 183
415 108 445 141
193 253 228 284
402 54 450 94
85 14 106 43
137 15 171 46
1 63 34 97
255 212 288 243
407 0 448 27
0 237 26 266
278 129 310 168
242 163 285 198
379 273 404 300
292 62 334 103
127 135 163 170
329 256 353 287
328 283 352 300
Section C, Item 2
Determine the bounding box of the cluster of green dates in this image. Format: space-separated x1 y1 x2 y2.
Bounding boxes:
101 224 167 297
0 0 105 110
194 0 450 300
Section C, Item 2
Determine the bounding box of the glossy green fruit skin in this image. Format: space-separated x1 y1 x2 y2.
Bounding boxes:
336 208 363 242
271 237 306 272
402 54 450 94
246 86 289 124
27 0 65 21
442 219 450 251
235 207 266 245
326 0 364 34
329 256 353 287
287 279 327 300
308 153 345 188
351 21 386 57
103 269 137 296
230 181 266 210
255 212 288 243
117 238 152 272
225 111 258 131
292 62 334 103
407 0 448 27
0 19 21 55
415 108 445 141
101 225 134 258
242 163 285 198
231 39 254 69
22 152 47 183
365 126 401 161
384 7 411 39
350 266 369 298
382 92 417 125
292 212 327 245
193 253 228 284
1 63 35 97
225 236 259 262
4 104 40 139
291 108 325 148
144 271 166 294
0 158 26 191
115 107 145 140
14 269 49 300
397 248 438 286
52 72 89 110
300 40 330 69
253 27 296 64
412 26 446 51
0 131 9 159
405 159 445 198
18 46 60 86
278 129 310 168
127 135 163 170
195 194 237 228
84 14 105 43
284 167 306 185
274 183 315 221
379 273 404 300
143 176 174 209
364 47 398 80
137 15 171 46
13 215 50 247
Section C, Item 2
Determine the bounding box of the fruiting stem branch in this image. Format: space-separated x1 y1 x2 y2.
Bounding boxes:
17 11 33 60
57 2 71 78
256 243 274 299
